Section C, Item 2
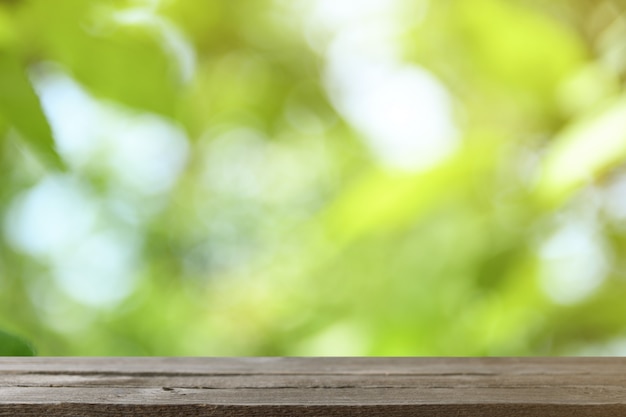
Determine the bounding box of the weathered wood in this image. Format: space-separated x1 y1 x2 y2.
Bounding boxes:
1 357 626 416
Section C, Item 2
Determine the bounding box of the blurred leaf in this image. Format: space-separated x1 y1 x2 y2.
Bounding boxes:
158 0 227 52
453 0 585 94
0 7 17 48
0 50 64 169
0 330 35 356
323 144 496 243
22 0 181 117
537 94 626 205
66 28 180 117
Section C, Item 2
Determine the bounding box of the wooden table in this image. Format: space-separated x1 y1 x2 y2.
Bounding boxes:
1 357 625 416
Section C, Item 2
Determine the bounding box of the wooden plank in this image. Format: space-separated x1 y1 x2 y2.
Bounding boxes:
0 358 625 416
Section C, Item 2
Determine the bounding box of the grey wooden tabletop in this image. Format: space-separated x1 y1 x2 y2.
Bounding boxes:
0 357 625 416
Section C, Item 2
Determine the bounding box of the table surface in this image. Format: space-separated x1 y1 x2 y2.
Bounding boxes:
1 357 625 416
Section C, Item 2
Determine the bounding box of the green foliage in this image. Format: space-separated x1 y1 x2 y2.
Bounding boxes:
538 95 626 205
1 0 626 356
0 51 63 169
0 330 35 356
18 0 181 117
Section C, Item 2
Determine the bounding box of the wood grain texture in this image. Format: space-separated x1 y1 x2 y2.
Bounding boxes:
1 357 626 416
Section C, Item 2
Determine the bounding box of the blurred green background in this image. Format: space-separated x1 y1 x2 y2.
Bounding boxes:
1 0 626 356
